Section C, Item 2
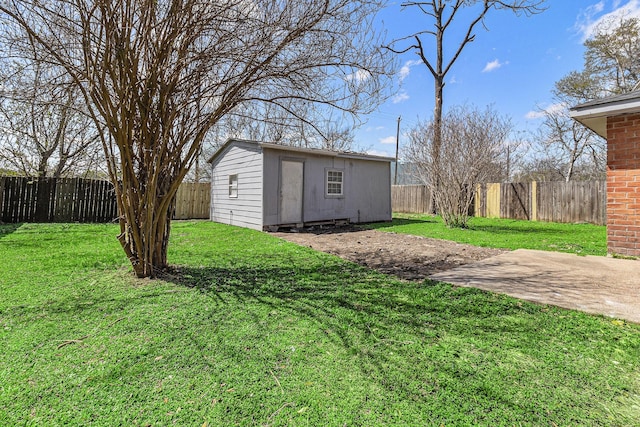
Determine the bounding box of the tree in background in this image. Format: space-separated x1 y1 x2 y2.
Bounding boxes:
582 16 640 95
217 101 357 150
405 104 512 227
531 16 640 182
186 111 358 184
529 99 606 182
386 0 545 179
0 38 104 178
0 0 393 278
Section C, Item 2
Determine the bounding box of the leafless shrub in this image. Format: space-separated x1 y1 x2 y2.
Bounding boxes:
405 105 512 227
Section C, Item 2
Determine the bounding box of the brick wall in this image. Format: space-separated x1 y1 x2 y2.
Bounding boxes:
606 113 640 256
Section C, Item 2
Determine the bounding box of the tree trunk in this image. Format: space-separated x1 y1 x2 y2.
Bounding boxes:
432 76 444 214
115 173 178 278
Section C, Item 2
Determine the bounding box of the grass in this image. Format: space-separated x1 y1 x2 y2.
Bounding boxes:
1 221 638 426
364 213 607 256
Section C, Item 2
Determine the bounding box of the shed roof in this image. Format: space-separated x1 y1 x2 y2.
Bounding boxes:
570 91 640 138
207 138 395 164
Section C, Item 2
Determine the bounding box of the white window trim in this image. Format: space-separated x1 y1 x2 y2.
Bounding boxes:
228 174 238 198
325 169 344 197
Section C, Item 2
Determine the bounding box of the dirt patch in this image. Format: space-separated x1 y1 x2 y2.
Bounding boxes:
272 225 505 281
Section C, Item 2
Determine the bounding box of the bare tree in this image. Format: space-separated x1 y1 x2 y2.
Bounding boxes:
215 101 357 150
514 154 605 182
0 37 104 178
583 16 640 94
532 17 640 182
0 0 392 277
386 0 545 172
406 104 512 227
534 103 605 182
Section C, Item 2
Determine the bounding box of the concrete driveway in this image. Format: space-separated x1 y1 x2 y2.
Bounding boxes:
429 249 640 323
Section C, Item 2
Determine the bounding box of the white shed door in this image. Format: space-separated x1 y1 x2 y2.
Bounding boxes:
280 160 303 224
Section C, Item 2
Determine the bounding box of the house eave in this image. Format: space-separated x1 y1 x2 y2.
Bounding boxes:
570 94 640 138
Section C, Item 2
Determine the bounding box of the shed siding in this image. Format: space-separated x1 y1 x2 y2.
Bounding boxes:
210 143 263 230
345 159 392 223
262 149 391 226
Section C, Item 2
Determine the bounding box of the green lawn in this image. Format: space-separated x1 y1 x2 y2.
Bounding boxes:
364 213 608 256
1 221 638 426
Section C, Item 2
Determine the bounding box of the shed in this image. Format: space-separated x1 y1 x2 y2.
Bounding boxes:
570 91 640 256
207 139 393 230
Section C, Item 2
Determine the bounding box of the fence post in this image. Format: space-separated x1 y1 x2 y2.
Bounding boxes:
530 181 537 221
0 177 4 222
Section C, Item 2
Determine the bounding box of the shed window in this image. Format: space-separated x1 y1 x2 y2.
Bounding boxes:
326 170 343 196
228 174 238 198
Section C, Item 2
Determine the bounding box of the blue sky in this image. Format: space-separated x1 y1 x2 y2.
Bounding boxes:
355 0 640 158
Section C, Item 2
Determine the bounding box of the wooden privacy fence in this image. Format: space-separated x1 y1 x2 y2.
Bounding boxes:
0 176 118 223
392 181 606 225
475 181 606 225
173 182 211 220
0 176 211 223
391 185 433 214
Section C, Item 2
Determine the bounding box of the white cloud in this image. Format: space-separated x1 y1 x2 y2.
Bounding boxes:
525 102 567 120
379 135 397 144
346 69 372 83
576 0 640 40
398 60 422 83
482 59 508 73
525 110 545 120
392 90 410 104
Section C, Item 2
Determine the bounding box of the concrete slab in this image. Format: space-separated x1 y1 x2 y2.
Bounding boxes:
429 249 640 323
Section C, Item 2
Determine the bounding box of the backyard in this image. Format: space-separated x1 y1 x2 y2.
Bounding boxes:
275 214 608 281
0 219 638 426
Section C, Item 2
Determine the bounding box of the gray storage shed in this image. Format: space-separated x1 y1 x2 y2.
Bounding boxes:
207 139 393 230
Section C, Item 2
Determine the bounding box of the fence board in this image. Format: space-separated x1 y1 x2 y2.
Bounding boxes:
501 182 531 220
0 177 4 221
174 182 211 219
475 184 485 218
536 181 605 225
0 177 211 223
394 181 606 225
485 183 501 218
0 176 118 223
391 185 433 214
35 178 53 222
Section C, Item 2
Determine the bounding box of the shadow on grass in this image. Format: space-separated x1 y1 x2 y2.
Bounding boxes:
14 258 631 424
167 264 541 323
156 263 549 401
0 222 22 239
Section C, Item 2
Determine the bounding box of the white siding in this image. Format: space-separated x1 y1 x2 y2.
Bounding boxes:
210 142 263 230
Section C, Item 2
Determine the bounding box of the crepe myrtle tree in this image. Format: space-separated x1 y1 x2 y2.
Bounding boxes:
405 104 512 228
0 0 394 277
